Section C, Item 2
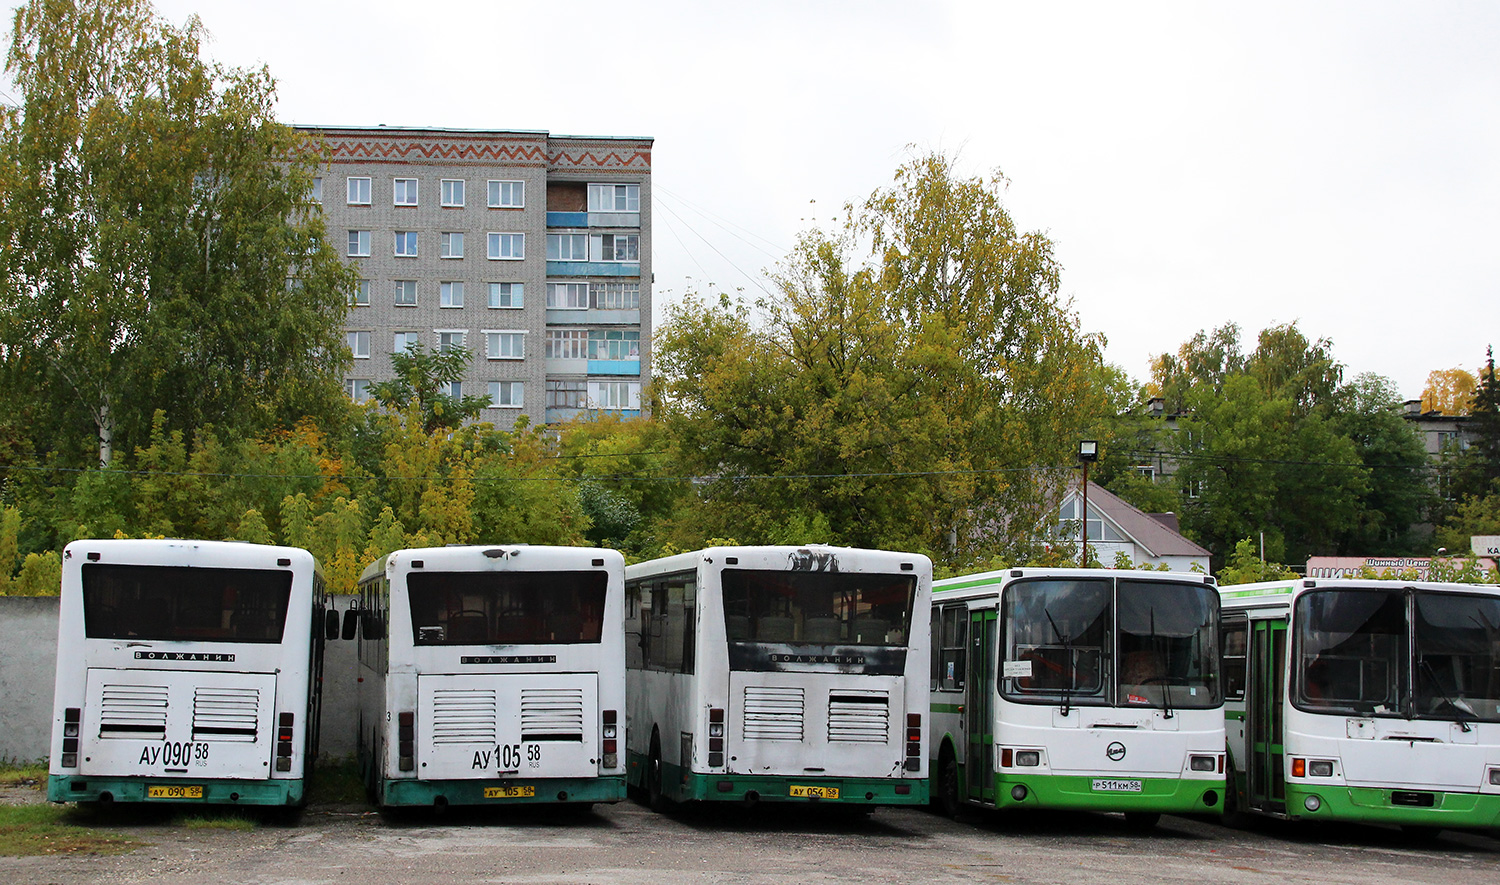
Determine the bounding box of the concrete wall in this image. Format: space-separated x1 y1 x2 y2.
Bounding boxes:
0 595 361 765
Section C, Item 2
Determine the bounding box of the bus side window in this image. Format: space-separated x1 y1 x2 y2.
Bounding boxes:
1222 620 1247 701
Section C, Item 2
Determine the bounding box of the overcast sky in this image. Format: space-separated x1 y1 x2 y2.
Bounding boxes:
133 1 1500 396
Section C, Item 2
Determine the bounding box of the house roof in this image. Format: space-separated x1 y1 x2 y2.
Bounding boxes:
1070 481 1210 558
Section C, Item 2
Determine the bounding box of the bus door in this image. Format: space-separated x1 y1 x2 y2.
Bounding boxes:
965 608 997 804
1246 618 1287 813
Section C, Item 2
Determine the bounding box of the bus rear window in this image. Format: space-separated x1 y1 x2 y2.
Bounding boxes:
407 571 607 645
81 564 293 643
720 570 916 647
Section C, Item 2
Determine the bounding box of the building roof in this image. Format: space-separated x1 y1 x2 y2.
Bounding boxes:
1072 481 1210 558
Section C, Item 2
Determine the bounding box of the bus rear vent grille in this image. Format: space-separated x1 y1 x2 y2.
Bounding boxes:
99 684 169 739
828 690 890 742
743 685 805 741
432 689 498 745
192 687 260 742
521 688 585 742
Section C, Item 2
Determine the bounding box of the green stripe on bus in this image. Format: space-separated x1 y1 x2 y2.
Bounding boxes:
932 703 963 714
1220 585 1296 598
935 577 1004 593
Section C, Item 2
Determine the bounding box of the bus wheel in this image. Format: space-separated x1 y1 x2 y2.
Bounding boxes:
646 733 667 812
1221 762 1249 829
1123 812 1161 830
936 750 961 819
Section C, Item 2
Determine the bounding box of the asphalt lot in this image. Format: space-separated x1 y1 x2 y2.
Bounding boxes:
3 793 1498 885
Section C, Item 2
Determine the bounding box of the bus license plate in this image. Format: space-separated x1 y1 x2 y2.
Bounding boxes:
790 785 839 800
1091 779 1142 793
483 785 535 799
147 785 203 799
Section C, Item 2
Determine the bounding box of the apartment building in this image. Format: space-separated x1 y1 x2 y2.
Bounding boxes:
301 126 652 425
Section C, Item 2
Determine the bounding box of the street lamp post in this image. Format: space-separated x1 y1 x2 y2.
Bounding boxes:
1078 440 1099 568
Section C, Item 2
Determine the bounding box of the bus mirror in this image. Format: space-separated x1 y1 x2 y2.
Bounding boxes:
341 609 360 641
324 610 341 641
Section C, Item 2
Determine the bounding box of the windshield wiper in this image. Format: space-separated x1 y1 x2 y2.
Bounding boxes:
1419 659 1474 733
1148 609 1173 719
1044 607 1073 717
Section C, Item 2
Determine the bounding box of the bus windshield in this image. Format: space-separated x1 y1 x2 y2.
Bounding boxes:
1413 592 1500 723
81 563 292 643
720 570 916 647
1116 580 1219 709
1003 578 1219 709
407 571 607 645
1295 588 1407 716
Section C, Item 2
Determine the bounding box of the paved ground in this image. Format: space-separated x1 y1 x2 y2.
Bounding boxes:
3 792 1497 885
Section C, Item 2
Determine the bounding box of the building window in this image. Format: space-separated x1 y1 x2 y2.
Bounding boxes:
344 378 371 402
488 179 524 208
547 379 587 409
488 381 523 408
546 329 587 359
393 331 420 353
588 329 640 360
590 281 639 310
592 233 638 262
310 177 323 203
347 330 371 359
547 282 588 309
588 183 639 212
347 230 370 257
440 281 464 308
547 233 589 261
485 331 525 359
488 232 524 260
489 282 523 308
350 279 371 306
439 232 464 259
393 178 418 206
437 331 466 353
347 176 371 205
394 280 417 306
589 380 640 410
394 231 418 257
445 381 464 399
441 179 464 207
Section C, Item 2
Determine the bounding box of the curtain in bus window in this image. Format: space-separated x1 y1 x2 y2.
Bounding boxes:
81 564 292 643
1116 580 1220 709
1413 592 1500 723
720 570 916 647
1294 589 1405 715
1002 580 1109 702
407 571 607 645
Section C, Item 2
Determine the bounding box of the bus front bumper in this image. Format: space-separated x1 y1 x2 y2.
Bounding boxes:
1284 783 1500 828
992 772 1223 814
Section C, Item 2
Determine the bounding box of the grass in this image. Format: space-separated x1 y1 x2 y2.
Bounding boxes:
0 805 140 856
310 756 368 806
178 811 258 830
0 763 46 788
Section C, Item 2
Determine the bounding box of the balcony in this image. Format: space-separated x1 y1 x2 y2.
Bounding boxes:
587 360 641 376
547 211 641 229
546 260 640 278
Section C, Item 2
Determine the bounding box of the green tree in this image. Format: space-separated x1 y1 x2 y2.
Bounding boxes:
654 155 1109 565
368 344 491 435
1328 373 1432 554
1215 538 1299 586
0 0 354 468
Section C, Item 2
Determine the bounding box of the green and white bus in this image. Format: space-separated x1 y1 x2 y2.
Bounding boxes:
1221 577 1500 830
625 546 932 809
354 545 627 809
931 568 1224 826
48 539 331 806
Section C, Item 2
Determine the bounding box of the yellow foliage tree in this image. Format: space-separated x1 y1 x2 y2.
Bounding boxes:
1421 367 1478 415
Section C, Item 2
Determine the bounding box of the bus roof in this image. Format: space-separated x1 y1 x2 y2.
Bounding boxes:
357 544 624 584
934 567 1216 598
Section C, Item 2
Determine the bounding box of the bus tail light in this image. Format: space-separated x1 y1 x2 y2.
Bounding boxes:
275 713 294 771
708 707 725 767
398 711 415 772
602 710 618 768
1291 758 1306 778
904 713 921 771
61 707 80 767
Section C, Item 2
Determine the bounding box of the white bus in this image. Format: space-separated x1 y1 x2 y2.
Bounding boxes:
624 545 932 809
354 545 626 809
931 568 1224 827
1221 577 1500 831
47 539 331 806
